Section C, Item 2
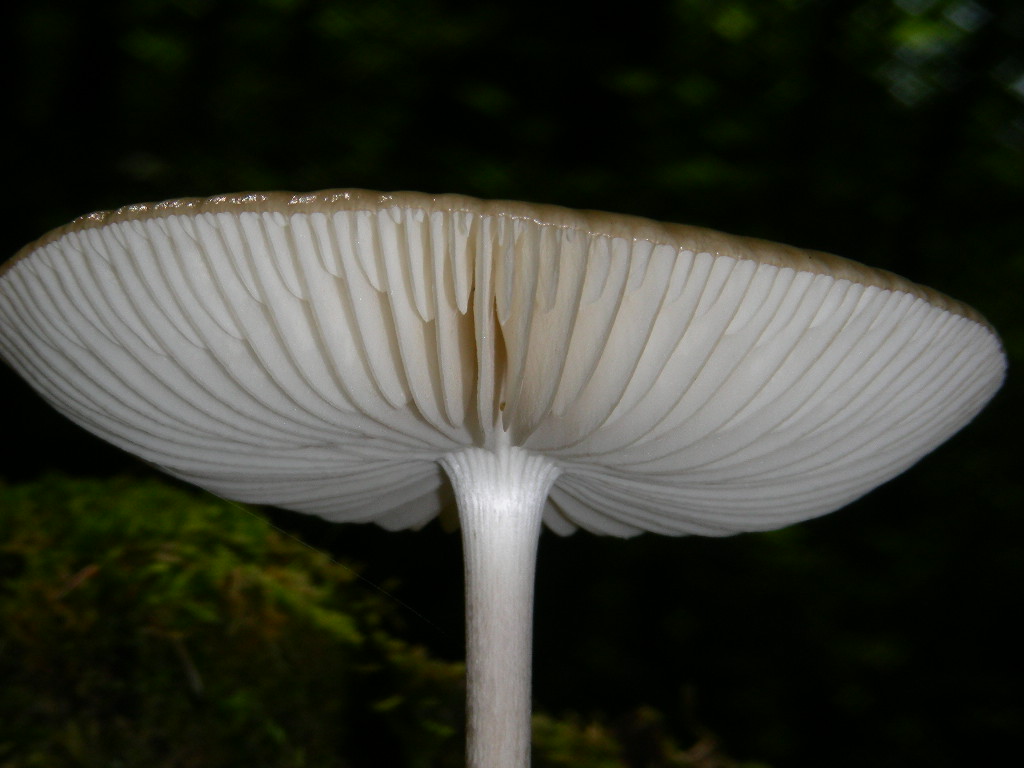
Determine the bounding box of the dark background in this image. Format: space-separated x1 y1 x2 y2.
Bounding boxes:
3 1 1022 766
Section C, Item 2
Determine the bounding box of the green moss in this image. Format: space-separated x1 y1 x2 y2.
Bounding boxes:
0 475 461 767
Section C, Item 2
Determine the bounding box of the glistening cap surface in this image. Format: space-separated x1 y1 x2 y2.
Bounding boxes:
0 191 1005 536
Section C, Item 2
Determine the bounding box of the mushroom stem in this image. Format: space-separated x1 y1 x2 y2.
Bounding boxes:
440 445 561 768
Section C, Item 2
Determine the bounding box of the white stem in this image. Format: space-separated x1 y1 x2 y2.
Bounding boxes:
440 445 561 768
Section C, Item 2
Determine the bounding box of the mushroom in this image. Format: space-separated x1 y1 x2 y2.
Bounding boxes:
0 190 1005 767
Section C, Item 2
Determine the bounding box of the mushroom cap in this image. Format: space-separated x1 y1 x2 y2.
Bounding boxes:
0 190 1005 536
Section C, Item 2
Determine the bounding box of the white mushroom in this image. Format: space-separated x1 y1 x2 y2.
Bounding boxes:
0 190 1005 768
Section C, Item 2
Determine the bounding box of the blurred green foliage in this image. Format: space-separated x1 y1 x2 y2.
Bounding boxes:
0 476 464 767
0 476 767 768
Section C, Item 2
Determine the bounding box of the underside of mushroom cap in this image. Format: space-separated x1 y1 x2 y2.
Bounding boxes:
0 190 1006 536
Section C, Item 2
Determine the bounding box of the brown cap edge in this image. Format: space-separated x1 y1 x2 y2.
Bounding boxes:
1 189 996 330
